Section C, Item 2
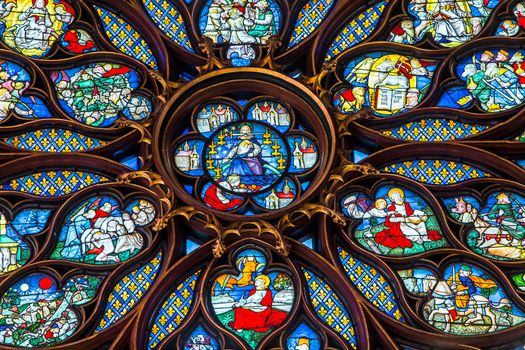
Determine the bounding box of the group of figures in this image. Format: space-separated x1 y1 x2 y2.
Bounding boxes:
400 264 525 335
445 192 525 260
174 99 318 213
52 196 156 264
201 0 280 45
0 0 75 58
334 53 438 116
458 49 525 112
210 249 294 348
342 186 447 256
389 0 500 47
51 63 151 127
0 190 160 348
0 273 101 347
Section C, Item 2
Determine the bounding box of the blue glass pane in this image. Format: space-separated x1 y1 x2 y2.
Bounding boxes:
302 267 357 349
11 209 52 235
437 86 473 109
324 1 388 62
338 246 404 321
186 239 201 254
287 323 321 350
18 96 53 119
183 326 219 349
96 251 163 332
381 118 491 141
381 159 492 184
353 149 369 163
300 235 314 249
2 128 107 152
148 270 201 349
289 0 335 48
95 6 158 69
1 171 109 197
141 0 194 52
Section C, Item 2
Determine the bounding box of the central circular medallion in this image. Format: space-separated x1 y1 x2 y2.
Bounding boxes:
154 68 335 220
205 121 288 195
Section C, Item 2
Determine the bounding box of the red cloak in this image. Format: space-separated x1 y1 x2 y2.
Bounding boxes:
90 209 110 226
517 13 525 29
203 183 243 210
63 31 95 54
375 202 441 248
229 289 288 332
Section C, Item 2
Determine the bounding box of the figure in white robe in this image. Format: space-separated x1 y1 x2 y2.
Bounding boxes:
226 6 257 44
14 0 53 51
432 0 469 43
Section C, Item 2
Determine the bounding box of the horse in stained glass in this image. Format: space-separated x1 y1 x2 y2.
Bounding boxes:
422 264 525 335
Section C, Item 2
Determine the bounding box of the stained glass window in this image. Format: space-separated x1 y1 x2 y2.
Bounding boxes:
0 0 523 349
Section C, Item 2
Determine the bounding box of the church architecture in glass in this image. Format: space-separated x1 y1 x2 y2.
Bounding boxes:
0 0 521 349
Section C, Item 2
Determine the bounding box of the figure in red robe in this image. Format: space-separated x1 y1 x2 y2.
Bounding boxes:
516 3 525 29
90 202 112 226
375 188 441 249
228 275 288 332
203 176 244 211
62 30 95 54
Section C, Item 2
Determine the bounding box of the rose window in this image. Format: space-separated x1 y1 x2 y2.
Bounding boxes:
0 0 524 349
